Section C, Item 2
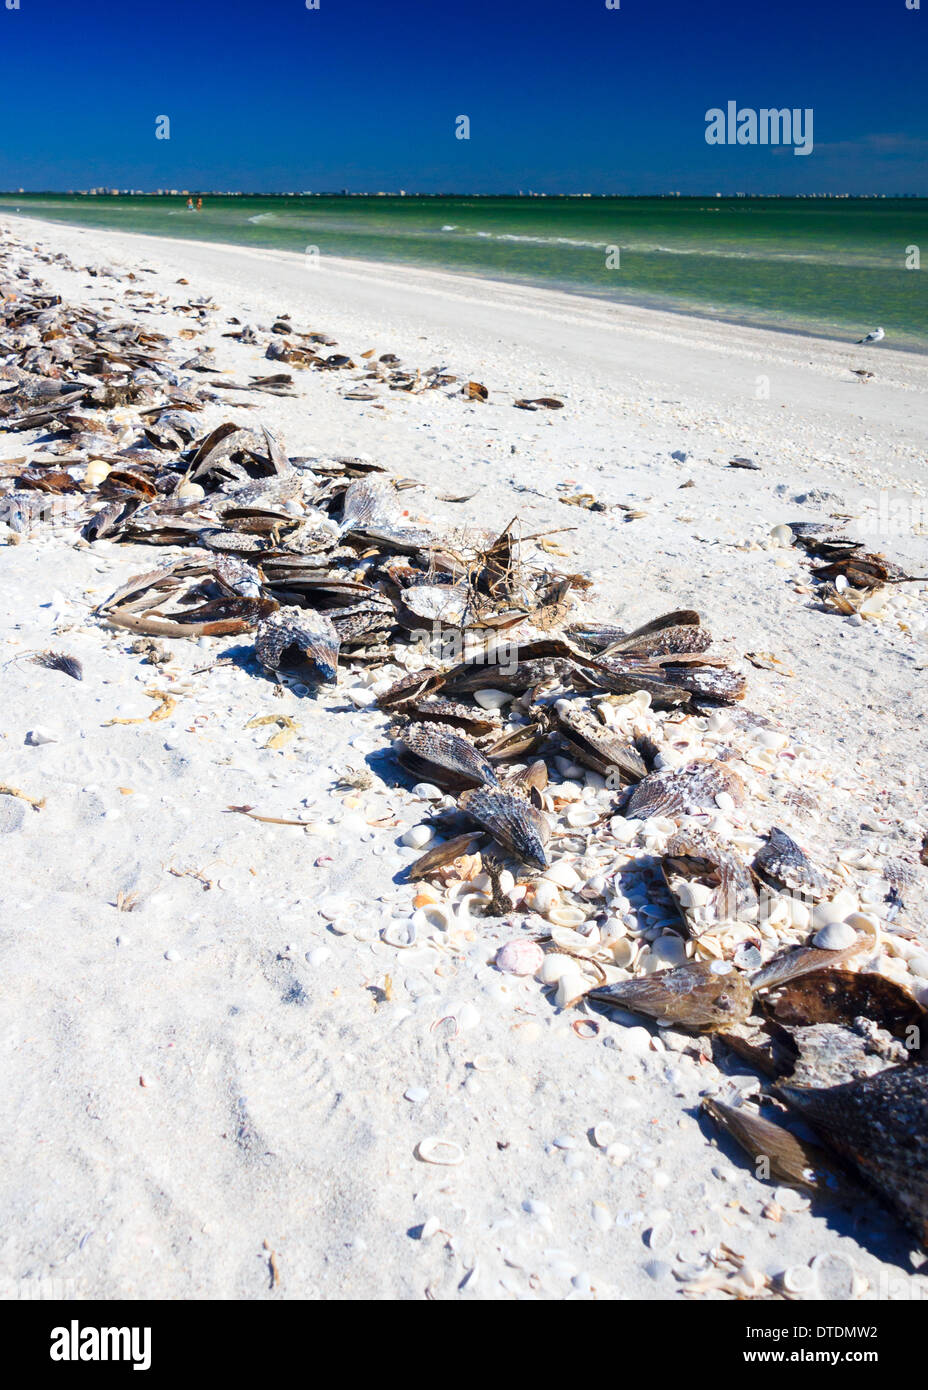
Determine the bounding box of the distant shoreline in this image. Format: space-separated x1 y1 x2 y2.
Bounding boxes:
3 205 927 357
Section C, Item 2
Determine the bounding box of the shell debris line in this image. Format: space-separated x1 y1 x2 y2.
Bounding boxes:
2 222 928 1300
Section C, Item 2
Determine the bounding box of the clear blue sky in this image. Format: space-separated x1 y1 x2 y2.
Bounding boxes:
1 0 925 194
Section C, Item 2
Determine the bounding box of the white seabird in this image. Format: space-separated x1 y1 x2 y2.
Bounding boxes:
856 327 885 345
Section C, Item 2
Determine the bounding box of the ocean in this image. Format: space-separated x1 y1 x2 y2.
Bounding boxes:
2 193 926 350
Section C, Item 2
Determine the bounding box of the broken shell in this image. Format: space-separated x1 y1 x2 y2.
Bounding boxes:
474 688 513 710
412 903 452 934
526 879 559 914
544 861 581 891
416 1137 464 1166
383 918 418 948
547 904 589 929
83 458 111 488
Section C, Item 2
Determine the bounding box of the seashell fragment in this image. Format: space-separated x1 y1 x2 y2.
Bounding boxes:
753 826 829 901
664 826 758 925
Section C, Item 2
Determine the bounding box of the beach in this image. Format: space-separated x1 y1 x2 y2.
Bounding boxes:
1 211 927 1302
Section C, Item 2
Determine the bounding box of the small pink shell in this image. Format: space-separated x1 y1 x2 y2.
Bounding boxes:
496 940 544 976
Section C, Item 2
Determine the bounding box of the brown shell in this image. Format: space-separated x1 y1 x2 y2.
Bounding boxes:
588 960 754 1033
555 704 647 784
702 1098 857 1197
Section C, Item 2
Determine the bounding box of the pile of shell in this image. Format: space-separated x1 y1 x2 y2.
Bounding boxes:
2 237 927 1263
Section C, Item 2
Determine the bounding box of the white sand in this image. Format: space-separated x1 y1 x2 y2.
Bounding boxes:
1 213 927 1301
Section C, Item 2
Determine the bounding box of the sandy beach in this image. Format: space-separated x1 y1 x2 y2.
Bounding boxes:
1 212 927 1303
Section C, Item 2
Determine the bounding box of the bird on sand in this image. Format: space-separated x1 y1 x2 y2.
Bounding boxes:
856 327 885 345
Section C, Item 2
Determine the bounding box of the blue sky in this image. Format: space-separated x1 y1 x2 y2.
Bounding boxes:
0 0 925 193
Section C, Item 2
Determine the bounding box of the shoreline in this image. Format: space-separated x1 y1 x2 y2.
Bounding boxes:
1 215 927 1301
4 208 927 357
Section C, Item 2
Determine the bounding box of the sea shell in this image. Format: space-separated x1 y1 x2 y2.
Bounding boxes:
496 940 544 976
383 918 418 948
626 759 745 820
753 826 829 900
588 960 754 1033
400 722 499 791
412 903 453 934
255 605 339 682
458 786 550 869
416 1136 465 1166
776 1066 928 1248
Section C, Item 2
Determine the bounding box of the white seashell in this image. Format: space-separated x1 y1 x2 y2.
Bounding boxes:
554 968 586 1009
175 478 205 501
592 1121 615 1148
412 782 442 801
416 1137 464 1166
812 888 859 928
401 824 434 849
383 918 418 948
26 727 58 745
609 938 638 969
82 458 111 488
412 903 452 934
566 805 599 828
606 1141 632 1166
540 954 578 984
600 916 628 942
347 685 377 708
646 1221 674 1252
650 934 688 967
769 523 793 547
609 816 638 844
473 688 513 710
544 861 581 891
550 924 597 956
785 896 811 930
714 791 736 814
672 879 713 910
496 940 544 976
813 921 858 950
454 891 491 922
547 904 588 929
526 879 559 914
556 780 584 803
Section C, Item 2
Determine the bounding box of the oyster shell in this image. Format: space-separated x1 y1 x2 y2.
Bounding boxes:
753 826 828 900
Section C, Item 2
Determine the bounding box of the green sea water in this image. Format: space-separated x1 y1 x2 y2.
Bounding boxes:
2 193 926 350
